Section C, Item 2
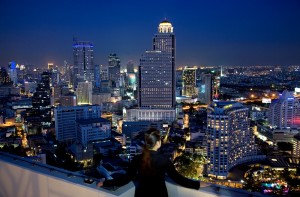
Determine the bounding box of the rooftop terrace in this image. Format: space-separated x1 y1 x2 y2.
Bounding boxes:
0 152 267 197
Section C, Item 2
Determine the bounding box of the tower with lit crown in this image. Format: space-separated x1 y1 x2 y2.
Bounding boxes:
139 19 175 109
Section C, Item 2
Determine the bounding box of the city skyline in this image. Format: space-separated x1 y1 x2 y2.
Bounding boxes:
1 0 300 67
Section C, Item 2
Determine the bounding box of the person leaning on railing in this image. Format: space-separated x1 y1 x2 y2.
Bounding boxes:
97 128 200 197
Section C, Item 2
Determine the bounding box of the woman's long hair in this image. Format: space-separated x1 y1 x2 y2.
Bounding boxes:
141 128 161 174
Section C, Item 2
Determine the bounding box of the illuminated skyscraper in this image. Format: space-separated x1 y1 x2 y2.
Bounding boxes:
32 72 51 111
207 101 256 178
198 74 212 104
8 61 17 86
182 66 197 97
108 53 121 88
0 67 10 85
139 19 175 109
94 64 101 88
268 90 300 129
76 81 92 105
73 38 94 88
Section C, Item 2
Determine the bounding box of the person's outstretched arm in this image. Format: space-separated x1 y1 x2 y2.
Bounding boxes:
100 156 139 187
166 159 200 190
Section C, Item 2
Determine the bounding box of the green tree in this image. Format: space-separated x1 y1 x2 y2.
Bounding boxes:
173 152 206 180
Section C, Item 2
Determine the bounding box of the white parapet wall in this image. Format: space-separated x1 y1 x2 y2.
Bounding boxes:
0 152 264 197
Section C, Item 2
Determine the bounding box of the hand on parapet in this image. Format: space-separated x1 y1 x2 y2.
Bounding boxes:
96 178 106 187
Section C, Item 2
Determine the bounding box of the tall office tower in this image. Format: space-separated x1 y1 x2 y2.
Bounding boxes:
8 61 18 86
139 51 173 108
108 53 121 88
127 61 135 73
100 64 109 81
76 81 92 105
51 85 61 106
207 101 256 179
54 105 101 143
73 38 94 88
182 66 197 97
62 60 68 75
198 74 212 104
25 72 51 134
50 69 60 87
94 64 101 88
152 19 176 107
268 90 300 129
0 67 10 85
18 64 25 81
32 72 51 111
139 20 175 109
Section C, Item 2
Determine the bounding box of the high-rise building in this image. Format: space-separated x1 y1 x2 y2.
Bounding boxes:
8 61 18 86
268 90 300 129
54 105 101 142
32 72 51 111
0 67 10 85
76 81 92 105
198 74 212 104
51 85 61 106
73 38 94 88
94 64 101 88
139 19 175 109
108 53 121 88
100 64 109 81
152 19 176 107
25 72 52 134
139 51 173 108
182 66 197 97
207 101 256 179
126 61 135 73
125 20 176 123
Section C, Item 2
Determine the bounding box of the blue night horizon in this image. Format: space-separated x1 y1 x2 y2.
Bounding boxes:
0 0 300 67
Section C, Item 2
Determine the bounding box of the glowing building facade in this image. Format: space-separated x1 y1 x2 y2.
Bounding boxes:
198 74 212 104
76 81 92 105
108 53 121 88
268 90 300 129
182 66 197 97
207 101 256 179
73 39 94 88
139 19 175 109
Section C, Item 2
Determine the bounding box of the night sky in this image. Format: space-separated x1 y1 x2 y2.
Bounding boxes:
1 0 300 67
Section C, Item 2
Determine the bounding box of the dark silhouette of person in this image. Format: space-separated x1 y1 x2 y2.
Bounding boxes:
97 128 200 197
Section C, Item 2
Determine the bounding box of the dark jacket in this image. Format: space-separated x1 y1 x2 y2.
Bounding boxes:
103 150 200 197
